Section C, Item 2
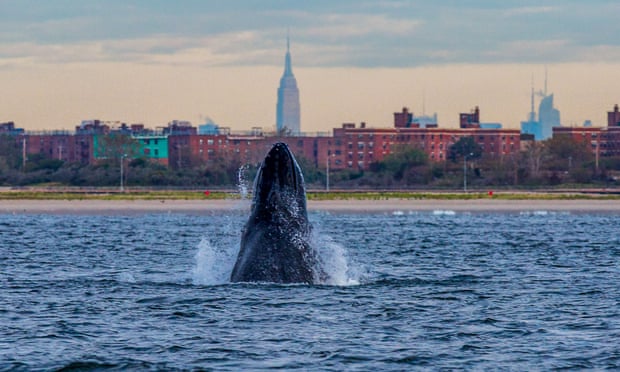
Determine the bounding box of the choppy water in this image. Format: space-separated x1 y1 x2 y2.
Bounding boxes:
2 208 620 370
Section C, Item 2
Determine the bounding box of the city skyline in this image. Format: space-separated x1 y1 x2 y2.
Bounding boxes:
1 1 619 132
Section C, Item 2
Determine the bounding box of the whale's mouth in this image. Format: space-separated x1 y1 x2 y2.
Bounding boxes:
252 142 306 213
261 142 299 192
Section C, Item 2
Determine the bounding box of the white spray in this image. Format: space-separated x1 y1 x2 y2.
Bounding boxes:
192 164 361 286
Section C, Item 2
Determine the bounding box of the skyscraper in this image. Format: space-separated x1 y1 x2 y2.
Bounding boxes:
520 72 561 140
276 35 300 135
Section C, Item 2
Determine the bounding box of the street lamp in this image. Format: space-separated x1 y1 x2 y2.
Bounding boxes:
120 154 127 192
326 152 337 192
463 152 474 192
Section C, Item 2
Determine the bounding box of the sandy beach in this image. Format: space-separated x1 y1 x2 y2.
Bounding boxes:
2 198 620 214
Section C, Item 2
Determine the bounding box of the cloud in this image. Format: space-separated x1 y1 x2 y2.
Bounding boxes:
502 6 557 16
483 39 572 62
1 1 620 68
0 31 274 67
303 13 421 39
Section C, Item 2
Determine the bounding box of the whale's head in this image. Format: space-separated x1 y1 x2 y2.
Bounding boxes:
232 142 319 284
251 142 307 217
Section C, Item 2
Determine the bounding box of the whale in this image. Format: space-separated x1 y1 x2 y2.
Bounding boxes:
230 142 321 284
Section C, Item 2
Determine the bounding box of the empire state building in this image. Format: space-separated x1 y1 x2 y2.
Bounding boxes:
276 37 300 134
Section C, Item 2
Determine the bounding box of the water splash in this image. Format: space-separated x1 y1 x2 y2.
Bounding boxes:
192 227 361 286
192 238 238 285
433 210 456 216
193 164 359 286
117 272 136 283
312 232 362 286
237 164 250 200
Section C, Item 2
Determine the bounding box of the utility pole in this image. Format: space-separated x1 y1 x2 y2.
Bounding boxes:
595 138 600 173
120 154 126 192
464 153 473 192
22 135 26 171
326 152 330 192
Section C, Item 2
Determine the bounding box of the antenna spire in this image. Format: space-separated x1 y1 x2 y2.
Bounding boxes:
283 30 293 76
544 65 548 96
530 74 536 122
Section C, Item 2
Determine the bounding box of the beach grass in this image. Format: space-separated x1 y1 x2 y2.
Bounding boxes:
1 189 620 201
0 190 237 201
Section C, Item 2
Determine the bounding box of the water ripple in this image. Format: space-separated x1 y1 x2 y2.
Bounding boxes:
1 212 619 370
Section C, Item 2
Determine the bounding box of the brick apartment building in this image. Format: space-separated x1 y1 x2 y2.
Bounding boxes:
25 132 94 164
553 104 620 157
5 107 523 172
13 105 620 174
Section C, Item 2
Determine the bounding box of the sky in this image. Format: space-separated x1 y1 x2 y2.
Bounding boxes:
1 0 620 132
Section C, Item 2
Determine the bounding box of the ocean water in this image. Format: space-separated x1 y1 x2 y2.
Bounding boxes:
1 207 620 370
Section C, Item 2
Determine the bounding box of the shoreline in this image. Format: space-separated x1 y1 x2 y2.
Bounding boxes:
3 198 620 214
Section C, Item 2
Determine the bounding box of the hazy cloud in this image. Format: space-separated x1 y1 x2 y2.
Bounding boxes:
502 6 557 16
1 1 619 67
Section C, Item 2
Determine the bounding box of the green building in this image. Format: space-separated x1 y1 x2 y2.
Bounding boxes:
134 135 169 165
94 134 169 165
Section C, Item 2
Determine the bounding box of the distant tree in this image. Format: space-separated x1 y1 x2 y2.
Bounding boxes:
448 137 483 162
276 127 293 137
24 153 64 172
96 134 142 164
522 141 547 180
369 146 430 185
296 155 323 185
545 135 593 171
0 135 22 171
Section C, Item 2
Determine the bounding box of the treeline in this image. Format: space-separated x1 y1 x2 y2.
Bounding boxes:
1 135 619 189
